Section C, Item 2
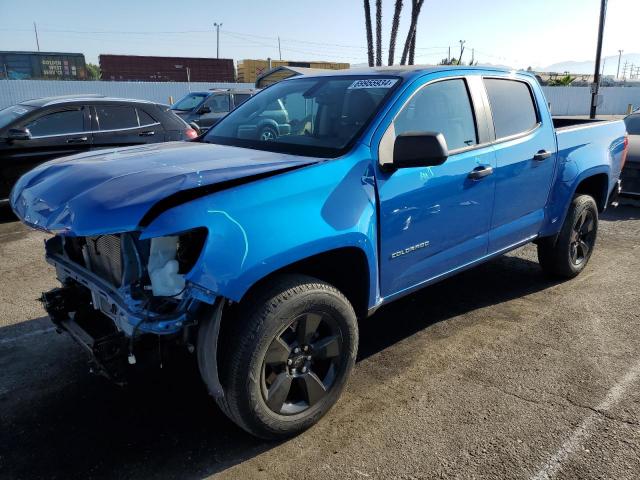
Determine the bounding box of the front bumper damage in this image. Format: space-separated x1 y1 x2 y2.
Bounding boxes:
41 234 217 383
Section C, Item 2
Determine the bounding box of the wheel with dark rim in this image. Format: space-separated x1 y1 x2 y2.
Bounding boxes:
207 274 358 439
258 125 278 142
262 312 343 415
569 208 596 266
538 194 598 278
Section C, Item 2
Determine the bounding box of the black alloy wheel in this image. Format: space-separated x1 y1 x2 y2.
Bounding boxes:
569 208 596 266
262 312 343 415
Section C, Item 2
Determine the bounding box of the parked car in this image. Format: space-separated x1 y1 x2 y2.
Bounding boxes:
621 110 640 196
171 88 259 132
12 67 627 439
0 95 197 203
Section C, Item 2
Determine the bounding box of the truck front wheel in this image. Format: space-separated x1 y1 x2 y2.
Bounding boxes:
209 274 358 439
537 194 599 278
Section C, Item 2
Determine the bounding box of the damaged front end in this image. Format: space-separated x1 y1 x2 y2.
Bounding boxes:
41 228 214 382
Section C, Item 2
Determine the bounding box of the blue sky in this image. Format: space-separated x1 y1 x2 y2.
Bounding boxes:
0 0 637 71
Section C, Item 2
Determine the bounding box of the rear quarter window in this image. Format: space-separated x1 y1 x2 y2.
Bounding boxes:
137 109 157 126
484 78 539 139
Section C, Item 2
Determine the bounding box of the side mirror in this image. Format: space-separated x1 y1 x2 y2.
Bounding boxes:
7 127 32 141
393 132 449 169
198 106 211 114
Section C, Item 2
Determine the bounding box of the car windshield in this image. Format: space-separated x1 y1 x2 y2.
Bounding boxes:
0 104 35 129
172 93 208 111
203 76 400 157
625 113 640 135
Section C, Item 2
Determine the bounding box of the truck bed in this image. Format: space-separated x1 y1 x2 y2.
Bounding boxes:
552 116 614 130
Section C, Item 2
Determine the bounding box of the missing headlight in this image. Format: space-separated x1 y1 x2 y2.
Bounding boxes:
147 228 207 297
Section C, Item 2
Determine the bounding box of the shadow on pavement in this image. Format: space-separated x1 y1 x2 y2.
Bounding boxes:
0 253 559 479
0 205 17 224
601 202 640 222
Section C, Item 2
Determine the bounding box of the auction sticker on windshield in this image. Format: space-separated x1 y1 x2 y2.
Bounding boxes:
348 79 398 89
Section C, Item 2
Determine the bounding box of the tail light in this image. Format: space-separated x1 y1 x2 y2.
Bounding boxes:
621 134 629 171
184 128 198 140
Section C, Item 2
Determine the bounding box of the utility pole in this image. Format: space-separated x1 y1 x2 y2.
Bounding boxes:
33 22 40 52
213 22 222 59
448 46 451 64
458 40 465 65
622 60 629 80
278 36 282 61
616 49 623 79
589 0 607 119
471 48 475 65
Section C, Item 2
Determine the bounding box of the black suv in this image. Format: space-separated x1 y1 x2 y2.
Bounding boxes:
171 88 259 132
0 95 197 202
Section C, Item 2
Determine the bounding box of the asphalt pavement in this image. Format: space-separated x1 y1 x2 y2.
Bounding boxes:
1 203 639 480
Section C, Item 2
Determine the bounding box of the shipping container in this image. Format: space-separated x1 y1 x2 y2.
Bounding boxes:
99 55 235 82
237 59 349 84
0 51 87 80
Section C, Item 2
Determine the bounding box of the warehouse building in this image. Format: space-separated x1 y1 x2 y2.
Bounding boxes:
0 51 86 80
237 59 349 84
99 54 235 82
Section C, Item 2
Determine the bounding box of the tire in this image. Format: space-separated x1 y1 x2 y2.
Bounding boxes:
258 125 278 142
537 194 598 278
206 274 358 439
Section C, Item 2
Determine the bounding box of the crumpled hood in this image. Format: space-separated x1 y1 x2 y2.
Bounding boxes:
11 141 319 236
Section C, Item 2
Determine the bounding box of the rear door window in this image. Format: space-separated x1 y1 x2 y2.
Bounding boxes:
95 105 139 130
484 78 538 139
233 94 251 107
26 108 84 137
206 94 230 113
394 78 478 151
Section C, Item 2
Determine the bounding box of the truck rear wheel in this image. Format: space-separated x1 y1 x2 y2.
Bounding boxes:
211 274 358 439
537 194 598 278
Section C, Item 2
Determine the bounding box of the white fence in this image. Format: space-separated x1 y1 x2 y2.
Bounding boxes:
542 87 640 116
0 80 254 109
0 80 639 115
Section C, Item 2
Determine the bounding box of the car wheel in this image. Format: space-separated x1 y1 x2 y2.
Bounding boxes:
258 126 278 142
537 194 598 278
213 274 358 439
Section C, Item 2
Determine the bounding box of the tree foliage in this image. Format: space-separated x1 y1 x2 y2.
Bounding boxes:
86 63 100 80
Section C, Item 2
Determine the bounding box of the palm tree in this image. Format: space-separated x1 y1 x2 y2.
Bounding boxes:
388 0 403 66
400 0 425 65
375 0 383 66
408 30 416 65
364 0 374 67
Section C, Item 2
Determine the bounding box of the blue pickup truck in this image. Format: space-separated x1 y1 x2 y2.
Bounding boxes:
11 67 628 439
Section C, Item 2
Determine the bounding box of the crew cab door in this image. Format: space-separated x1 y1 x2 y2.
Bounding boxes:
376 76 497 299
481 77 557 251
91 104 163 149
0 106 90 200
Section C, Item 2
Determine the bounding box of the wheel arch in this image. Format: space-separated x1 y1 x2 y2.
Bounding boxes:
573 171 610 212
238 246 373 319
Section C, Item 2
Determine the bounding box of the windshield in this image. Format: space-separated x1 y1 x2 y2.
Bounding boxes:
203 76 400 157
171 93 208 111
625 113 640 135
0 104 35 130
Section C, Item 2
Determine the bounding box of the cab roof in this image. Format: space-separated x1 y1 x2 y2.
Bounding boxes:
280 64 529 81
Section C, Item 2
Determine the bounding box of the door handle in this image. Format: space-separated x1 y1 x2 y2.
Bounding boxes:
468 165 494 180
139 131 155 137
66 136 88 144
533 150 552 161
